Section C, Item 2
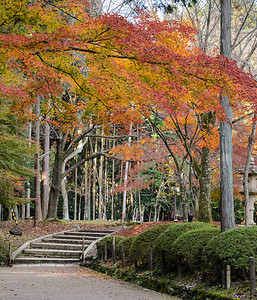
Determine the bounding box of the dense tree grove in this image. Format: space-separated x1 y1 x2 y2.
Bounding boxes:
0 0 257 226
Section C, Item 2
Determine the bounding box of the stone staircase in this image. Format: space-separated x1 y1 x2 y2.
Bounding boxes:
11 229 115 265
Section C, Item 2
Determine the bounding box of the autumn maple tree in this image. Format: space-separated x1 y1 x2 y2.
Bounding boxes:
1 0 257 223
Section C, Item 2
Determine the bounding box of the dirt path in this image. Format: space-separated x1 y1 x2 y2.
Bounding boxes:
0 265 181 300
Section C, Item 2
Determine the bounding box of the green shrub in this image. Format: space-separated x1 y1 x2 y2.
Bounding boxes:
97 235 125 258
130 223 173 266
116 236 136 261
153 222 215 272
204 226 257 279
0 233 8 266
172 227 220 272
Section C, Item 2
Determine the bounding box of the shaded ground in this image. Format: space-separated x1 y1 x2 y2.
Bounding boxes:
0 265 181 300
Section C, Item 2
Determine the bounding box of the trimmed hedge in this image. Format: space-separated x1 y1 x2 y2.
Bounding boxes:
97 235 125 258
172 227 220 272
153 222 215 272
0 233 8 266
116 236 136 261
130 223 173 265
204 226 257 279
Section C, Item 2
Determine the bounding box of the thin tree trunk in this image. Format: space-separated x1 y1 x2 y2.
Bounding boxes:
42 122 50 220
35 97 42 221
111 127 116 221
92 140 97 220
74 167 78 220
122 160 129 223
78 189 81 220
139 190 142 222
122 127 132 223
220 0 235 232
243 116 257 226
104 155 108 220
84 160 90 220
198 146 212 223
26 122 32 218
149 207 152 222
98 129 104 219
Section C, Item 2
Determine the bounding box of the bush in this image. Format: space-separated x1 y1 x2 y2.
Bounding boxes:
97 235 125 258
116 236 136 261
204 226 257 280
130 223 173 266
0 233 8 266
153 222 215 272
172 227 220 273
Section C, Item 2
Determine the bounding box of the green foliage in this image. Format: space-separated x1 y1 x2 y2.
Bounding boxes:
211 197 244 224
97 235 125 258
153 222 215 271
0 233 8 266
130 223 173 265
0 100 35 207
172 227 220 272
90 262 234 300
116 235 136 260
204 226 257 279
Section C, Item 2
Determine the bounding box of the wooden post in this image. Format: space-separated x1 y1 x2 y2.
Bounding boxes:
249 256 256 297
226 265 231 289
103 244 107 261
222 262 226 289
120 245 125 268
112 245 116 264
8 242 11 267
222 263 231 289
134 259 137 270
148 248 152 271
81 238 85 266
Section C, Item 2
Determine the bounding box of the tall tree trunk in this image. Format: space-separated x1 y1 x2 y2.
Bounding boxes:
122 160 129 223
26 122 32 218
35 97 42 221
220 0 235 232
92 140 97 220
98 130 104 219
84 160 90 220
111 126 116 221
42 122 50 219
122 127 132 223
47 136 64 220
74 167 78 220
138 190 142 222
78 189 81 220
198 146 212 222
104 155 108 220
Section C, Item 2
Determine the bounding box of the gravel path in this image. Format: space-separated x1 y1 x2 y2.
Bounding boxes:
0 265 181 300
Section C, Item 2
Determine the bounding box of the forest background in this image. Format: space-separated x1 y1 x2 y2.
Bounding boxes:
0 0 257 228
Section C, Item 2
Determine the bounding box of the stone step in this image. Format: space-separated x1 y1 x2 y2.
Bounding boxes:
23 248 81 257
53 234 100 240
12 229 116 265
63 231 109 237
15 257 80 264
78 229 115 234
30 242 86 251
42 237 91 245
